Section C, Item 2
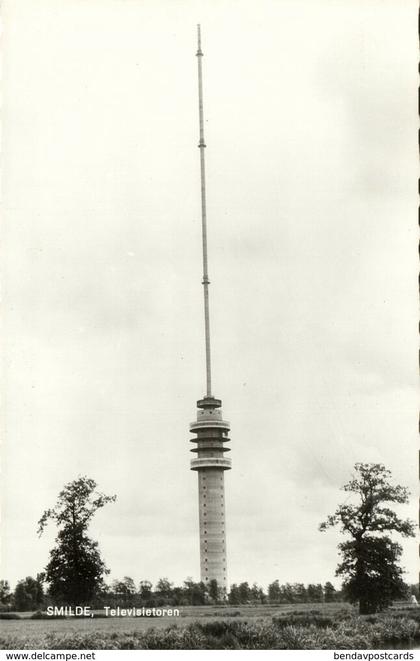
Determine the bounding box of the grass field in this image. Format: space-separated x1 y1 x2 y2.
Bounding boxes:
1 603 419 650
1 602 354 635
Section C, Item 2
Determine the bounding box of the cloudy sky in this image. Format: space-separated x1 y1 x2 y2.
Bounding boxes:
2 0 418 591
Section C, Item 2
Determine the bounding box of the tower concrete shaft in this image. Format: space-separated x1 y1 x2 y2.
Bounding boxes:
190 397 231 590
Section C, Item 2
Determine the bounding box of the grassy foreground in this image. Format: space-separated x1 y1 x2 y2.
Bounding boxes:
1 605 419 650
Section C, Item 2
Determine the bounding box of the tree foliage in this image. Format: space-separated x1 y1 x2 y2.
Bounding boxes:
323 581 337 603
14 576 44 611
320 463 415 614
183 578 207 605
87 577 340 608
38 476 116 605
208 579 221 603
268 582 318 604
112 577 136 603
0 580 11 606
337 536 408 612
139 580 154 605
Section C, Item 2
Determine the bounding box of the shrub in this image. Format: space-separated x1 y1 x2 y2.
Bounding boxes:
0 613 21 620
30 611 66 620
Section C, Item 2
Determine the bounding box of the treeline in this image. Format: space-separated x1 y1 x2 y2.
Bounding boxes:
106 578 343 607
0 577 45 612
1 576 342 610
1 576 417 612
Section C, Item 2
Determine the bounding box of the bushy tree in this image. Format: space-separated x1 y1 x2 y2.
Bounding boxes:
250 582 266 604
155 578 174 605
238 581 251 604
112 577 136 604
0 580 11 608
281 583 296 603
324 581 337 602
228 583 241 605
182 578 206 606
307 583 324 603
338 535 408 612
294 583 308 602
320 463 415 614
139 580 154 605
228 581 266 605
38 476 116 605
410 584 420 601
268 581 312 604
14 576 44 611
268 579 281 603
208 579 222 604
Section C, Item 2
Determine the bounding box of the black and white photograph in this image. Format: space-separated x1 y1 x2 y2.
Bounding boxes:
0 0 418 654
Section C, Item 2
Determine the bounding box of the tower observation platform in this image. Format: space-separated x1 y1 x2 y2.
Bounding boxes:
189 25 232 594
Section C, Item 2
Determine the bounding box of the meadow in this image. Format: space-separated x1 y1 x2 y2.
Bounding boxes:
1 603 420 650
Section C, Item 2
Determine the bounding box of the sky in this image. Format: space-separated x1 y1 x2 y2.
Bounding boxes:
1 0 418 592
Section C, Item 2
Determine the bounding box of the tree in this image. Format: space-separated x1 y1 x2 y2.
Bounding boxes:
337 536 408 612
193 582 207 606
208 579 223 604
38 476 116 605
139 580 154 605
280 583 296 603
293 583 308 603
112 577 136 604
250 582 266 604
320 463 415 614
307 583 324 603
155 578 174 605
324 581 337 603
410 584 420 601
228 583 241 605
14 576 44 611
182 578 207 606
0 580 11 607
267 579 281 603
238 581 251 604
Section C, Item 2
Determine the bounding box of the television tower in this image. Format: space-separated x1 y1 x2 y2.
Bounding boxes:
189 25 231 592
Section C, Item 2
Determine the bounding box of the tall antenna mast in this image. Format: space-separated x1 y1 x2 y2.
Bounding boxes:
190 25 232 593
196 24 212 397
